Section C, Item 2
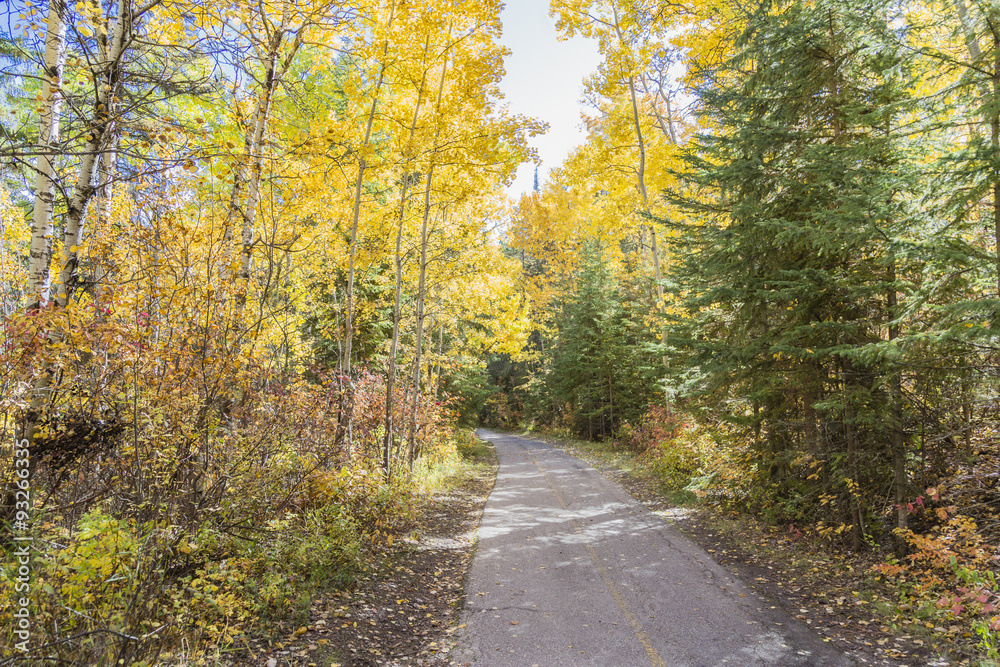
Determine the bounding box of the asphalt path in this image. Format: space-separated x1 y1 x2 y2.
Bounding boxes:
453 430 854 667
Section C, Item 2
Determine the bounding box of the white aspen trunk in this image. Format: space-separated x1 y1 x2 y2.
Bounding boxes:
383 44 430 480
56 0 128 308
407 50 450 468
5 0 124 525
952 0 992 121
627 76 650 211
955 0 983 62
91 141 117 304
231 33 282 320
407 172 434 468
221 2 303 317
29 0 67 309
340 4 398 459
659 86 679 145
626 74 667 321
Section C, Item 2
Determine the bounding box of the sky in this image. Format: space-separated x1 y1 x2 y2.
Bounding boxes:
497 0 602 198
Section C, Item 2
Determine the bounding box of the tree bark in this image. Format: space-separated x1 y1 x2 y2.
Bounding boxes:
221 3 304 322
993 24 1000 299
433 323 444 400
29 0 67 309
57 0 128 307
5 0 127 530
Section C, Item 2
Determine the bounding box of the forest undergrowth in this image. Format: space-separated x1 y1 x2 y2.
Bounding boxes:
0 305 485 666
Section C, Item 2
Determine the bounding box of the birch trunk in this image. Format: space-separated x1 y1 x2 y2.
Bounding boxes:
29 0 67 309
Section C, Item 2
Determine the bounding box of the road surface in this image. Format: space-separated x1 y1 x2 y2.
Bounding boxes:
453 430 853 667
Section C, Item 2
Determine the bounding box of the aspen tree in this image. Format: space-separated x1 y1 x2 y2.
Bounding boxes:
5 0 132 525
220 1 298 320
407 42 449 467
56 0 129 308
29 0 67 309
552 0 680 374
345 0 397 378
383 36 431 478
340 0 398 454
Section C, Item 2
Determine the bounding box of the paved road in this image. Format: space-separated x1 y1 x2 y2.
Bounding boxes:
453 430 853 667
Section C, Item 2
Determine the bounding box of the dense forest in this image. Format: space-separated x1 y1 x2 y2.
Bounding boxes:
4 0 1000 662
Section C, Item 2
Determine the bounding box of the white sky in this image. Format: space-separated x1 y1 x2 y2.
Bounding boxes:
497 0 602 198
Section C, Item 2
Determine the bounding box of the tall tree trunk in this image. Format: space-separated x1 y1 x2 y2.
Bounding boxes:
842 360 862 552
433 323 444 399
232 28 284 321
993 25 1000 299
658 82 680 145
888 259 908 555
407 49 450 468
614 8 668 376
963 379 973 450
221 4 303 322
57 0 127 306
91 142 117 305
955 0 983 63
29 0 67 310
383 39 430 480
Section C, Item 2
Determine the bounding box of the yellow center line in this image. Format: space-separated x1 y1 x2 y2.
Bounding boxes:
523 446 667 667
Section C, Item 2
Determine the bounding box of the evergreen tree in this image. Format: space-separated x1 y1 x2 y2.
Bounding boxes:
666 0 930 546
541 241 658 439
